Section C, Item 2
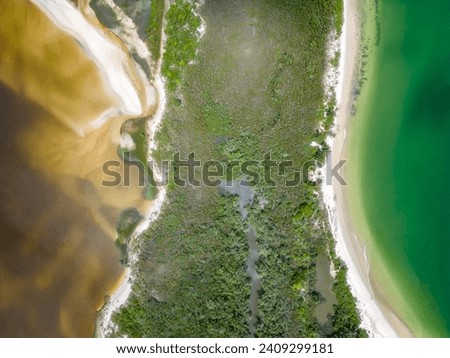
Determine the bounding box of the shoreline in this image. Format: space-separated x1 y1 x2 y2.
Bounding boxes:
30 0 168 337
94 6 169 338
96 77 168 334
97 0 210 336
322 0 410 337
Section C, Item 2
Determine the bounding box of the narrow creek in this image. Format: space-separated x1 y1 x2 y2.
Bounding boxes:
220 180 261 335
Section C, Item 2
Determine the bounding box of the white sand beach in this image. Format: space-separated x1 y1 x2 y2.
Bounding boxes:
322 0 412 338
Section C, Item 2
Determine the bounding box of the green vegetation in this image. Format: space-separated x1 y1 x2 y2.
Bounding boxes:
115 208 143 265
120 118 158 200
335 0 344 35
115 194 250 337
162 0 201 91
147 0 165 60
329 266 368 337
114 0 365 338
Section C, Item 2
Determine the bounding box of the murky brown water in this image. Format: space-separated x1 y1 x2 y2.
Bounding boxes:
0 0 153 337
314 254 337 327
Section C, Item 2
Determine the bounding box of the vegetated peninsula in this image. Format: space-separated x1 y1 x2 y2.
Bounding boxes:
0 0 369 338
3 0 446 338
99 0 366 338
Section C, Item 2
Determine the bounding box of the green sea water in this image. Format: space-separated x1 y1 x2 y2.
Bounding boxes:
348 0 450 336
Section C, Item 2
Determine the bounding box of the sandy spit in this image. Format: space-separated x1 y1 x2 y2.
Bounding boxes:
30 0 146 117
94 0 168 338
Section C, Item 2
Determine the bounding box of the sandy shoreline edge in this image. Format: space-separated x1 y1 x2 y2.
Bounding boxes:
322 0 411 337
93 8 169 338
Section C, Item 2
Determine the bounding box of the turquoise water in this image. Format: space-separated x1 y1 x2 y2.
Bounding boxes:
350 0 450 336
